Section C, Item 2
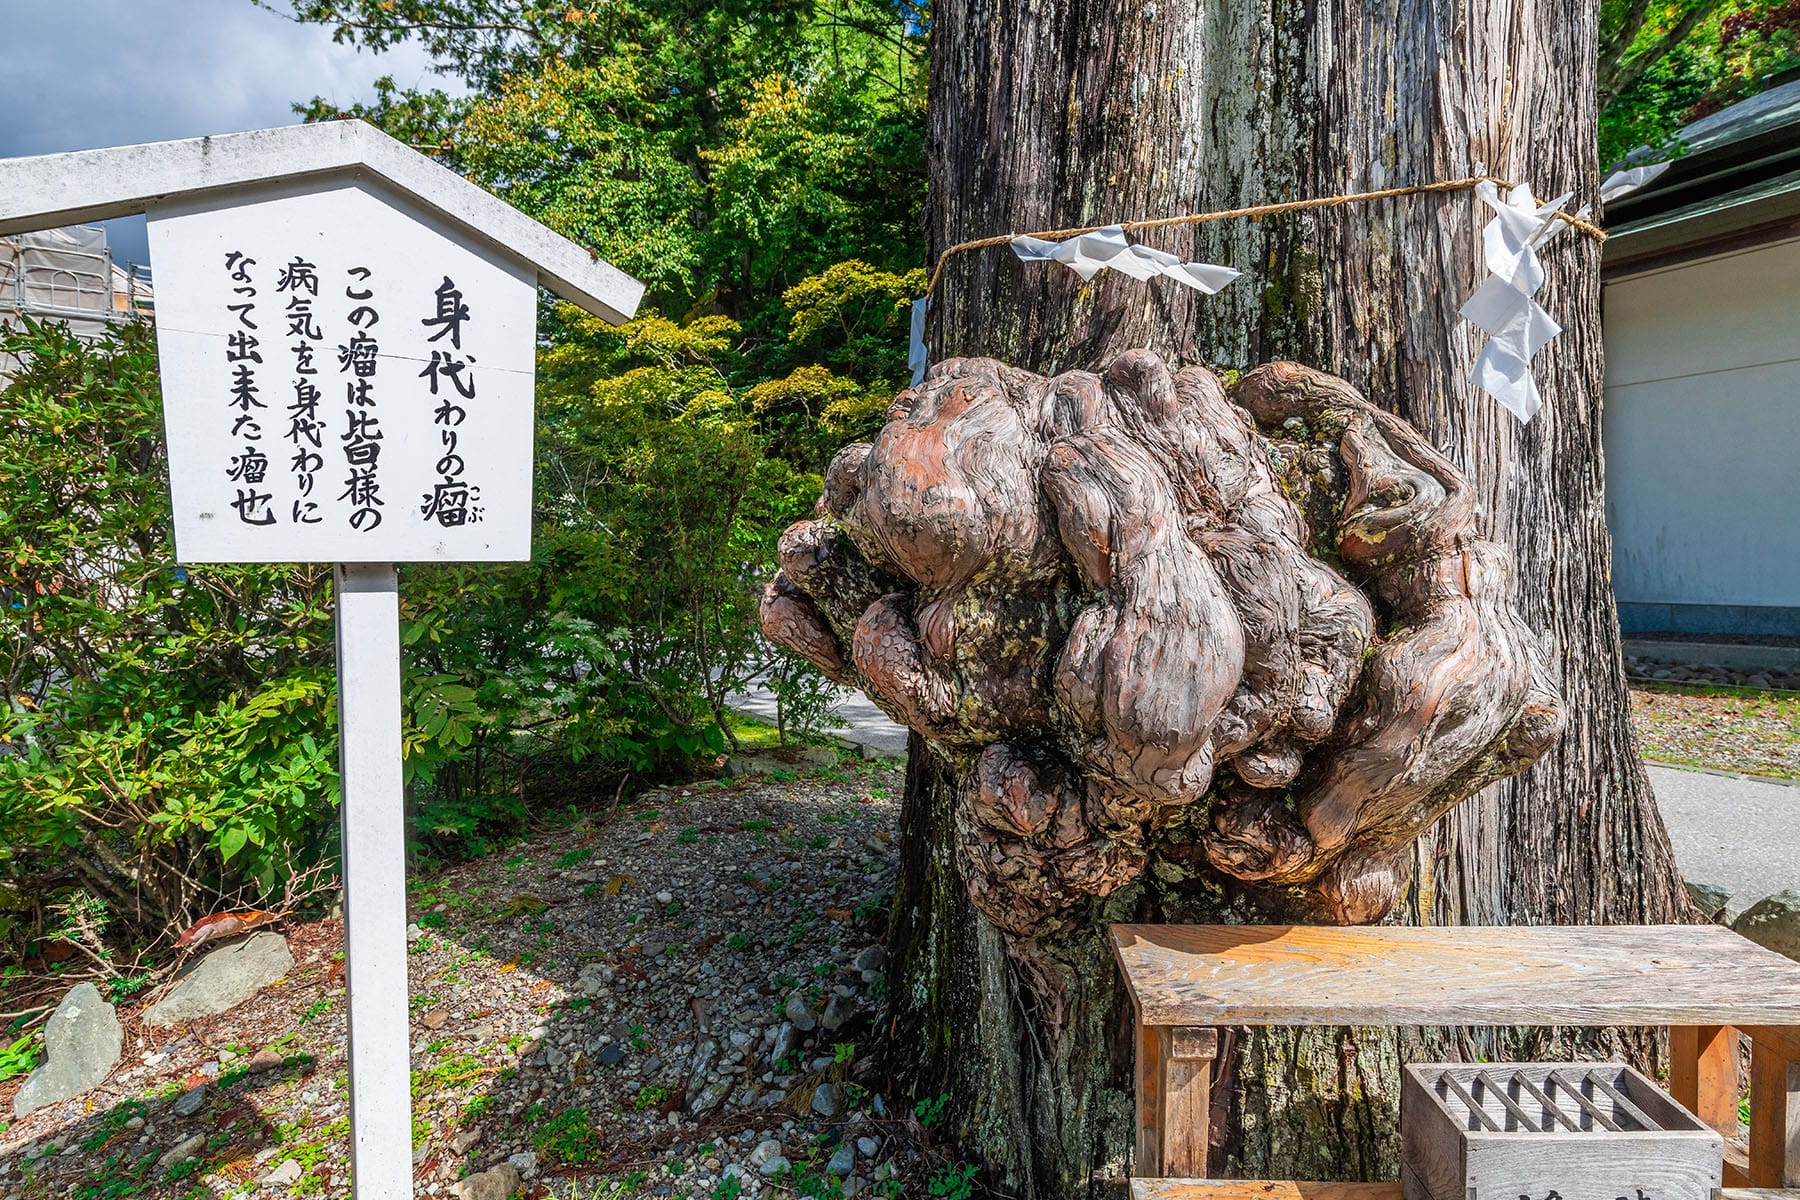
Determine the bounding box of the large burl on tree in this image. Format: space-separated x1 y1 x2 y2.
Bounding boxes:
761 352 1564 937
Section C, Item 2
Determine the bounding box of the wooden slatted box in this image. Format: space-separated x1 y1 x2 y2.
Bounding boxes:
1400 1062 1723 1200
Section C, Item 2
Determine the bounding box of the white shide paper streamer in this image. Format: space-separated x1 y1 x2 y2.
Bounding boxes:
1458 181 1587 423
1600 161 1671 203
1010 225 1241 293
909 296 929 386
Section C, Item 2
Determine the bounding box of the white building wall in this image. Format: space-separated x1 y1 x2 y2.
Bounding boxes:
1602 235 1800 635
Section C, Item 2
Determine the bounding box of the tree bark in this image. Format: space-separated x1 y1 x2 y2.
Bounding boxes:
867 0 1692 1193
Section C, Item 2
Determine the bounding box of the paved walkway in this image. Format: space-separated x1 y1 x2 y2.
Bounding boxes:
730 688 1797 913
1648 764 1797 915
726 686 909 758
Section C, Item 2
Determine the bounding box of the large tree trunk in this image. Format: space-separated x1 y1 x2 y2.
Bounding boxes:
875 0 1692 1193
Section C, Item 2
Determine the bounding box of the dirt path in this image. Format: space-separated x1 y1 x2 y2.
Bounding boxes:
0 755 974 1200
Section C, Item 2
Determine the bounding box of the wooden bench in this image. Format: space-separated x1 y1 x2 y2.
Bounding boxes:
1129 1181 1800 1200
1112 924 1800 1189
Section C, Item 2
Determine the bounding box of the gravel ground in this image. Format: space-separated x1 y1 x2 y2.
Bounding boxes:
1631 681 1800 781
0 753 974 1200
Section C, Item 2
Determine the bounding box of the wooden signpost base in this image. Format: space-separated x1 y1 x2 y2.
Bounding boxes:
335 564 412 1198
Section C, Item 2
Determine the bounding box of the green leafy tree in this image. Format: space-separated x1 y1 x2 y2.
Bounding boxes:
1600 0 1800 164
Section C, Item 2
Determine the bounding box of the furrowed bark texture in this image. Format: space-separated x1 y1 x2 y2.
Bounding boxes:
784 0 1687 1193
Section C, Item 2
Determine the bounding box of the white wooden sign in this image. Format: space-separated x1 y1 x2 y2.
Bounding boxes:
0 122 643 1200
149 184 538 562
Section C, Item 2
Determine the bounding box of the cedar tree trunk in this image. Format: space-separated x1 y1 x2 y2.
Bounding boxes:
876 0 1693 1192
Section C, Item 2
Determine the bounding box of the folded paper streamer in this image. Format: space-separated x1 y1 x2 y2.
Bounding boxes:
909 297 929 386
1010 225 1242 293
1600 161 1671 203
1458 181 1587 423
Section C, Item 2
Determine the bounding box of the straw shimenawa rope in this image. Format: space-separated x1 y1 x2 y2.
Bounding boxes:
922 174 1606 299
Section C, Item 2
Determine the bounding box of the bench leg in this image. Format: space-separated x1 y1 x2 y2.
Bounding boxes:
1748 1028 1800 1186
1670 1024 1739 1138
1135 1024 1165 1176
1161 1026 1218 1177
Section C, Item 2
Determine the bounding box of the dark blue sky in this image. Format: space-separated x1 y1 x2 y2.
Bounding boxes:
3 0 442 266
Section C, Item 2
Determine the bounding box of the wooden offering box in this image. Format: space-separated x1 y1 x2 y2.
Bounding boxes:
1401 1062 1723 1200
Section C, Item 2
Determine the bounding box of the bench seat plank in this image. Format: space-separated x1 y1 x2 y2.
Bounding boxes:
1112 925 1800 1028
1129 1182 1800 1200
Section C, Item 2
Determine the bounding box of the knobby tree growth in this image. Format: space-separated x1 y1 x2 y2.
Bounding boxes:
763 354 1563 943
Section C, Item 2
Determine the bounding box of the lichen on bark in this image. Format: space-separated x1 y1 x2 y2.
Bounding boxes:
760 350 1563 942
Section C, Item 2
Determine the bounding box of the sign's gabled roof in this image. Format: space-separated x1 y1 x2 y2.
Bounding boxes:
0 120 643 324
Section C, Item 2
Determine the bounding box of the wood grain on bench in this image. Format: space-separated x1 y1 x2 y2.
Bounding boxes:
1111 924 1800 1028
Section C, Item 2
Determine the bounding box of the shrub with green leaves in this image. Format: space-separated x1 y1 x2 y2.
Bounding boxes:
1 320 340 955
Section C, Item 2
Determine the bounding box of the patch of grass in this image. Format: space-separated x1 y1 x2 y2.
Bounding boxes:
534 1107 605 1164
558 847 595 868
1630 680 1800 779
81 1100 149 1152
72 1148 159 1199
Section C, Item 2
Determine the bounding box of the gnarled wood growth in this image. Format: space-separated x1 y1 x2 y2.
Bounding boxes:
761 351 1562 938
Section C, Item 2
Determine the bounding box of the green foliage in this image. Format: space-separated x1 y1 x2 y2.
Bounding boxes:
0 1031 41 1083
914 1092 951 1129
0 320 340 952
291 0 925 321
534 1106 606 1165
3 0 928 965
1600 0 1800 165
928 1163 979 1200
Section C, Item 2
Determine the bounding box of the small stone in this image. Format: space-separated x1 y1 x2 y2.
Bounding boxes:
843 1175 865 1197
1686 881 1733 922
820 994 855 1032
783 994 815 1032
597 1042 628 1067
812 1083 841 1118
246 1048 285 1073
851 946 883 974
453 1127 483 1154
749 1139 784 1169
1735 889 1800 961
171 1085 207 1118
158 1133 207 1171
656 891 674 904
1748 673 1775 690
691 1079 733 1117
760 1155 792 1178
770 1022 799 1063
144 932 294 1027
11 983 124 1119
855 1138 878 1157
827 1141 855 1177
507 1150 538 1178
407 923 424 941
125 1116 146 1130
263 1158 303 1186
454 1162 521 1200
421 1009 450 1030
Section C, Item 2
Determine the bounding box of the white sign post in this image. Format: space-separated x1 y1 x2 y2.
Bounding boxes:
0 122 643 1199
